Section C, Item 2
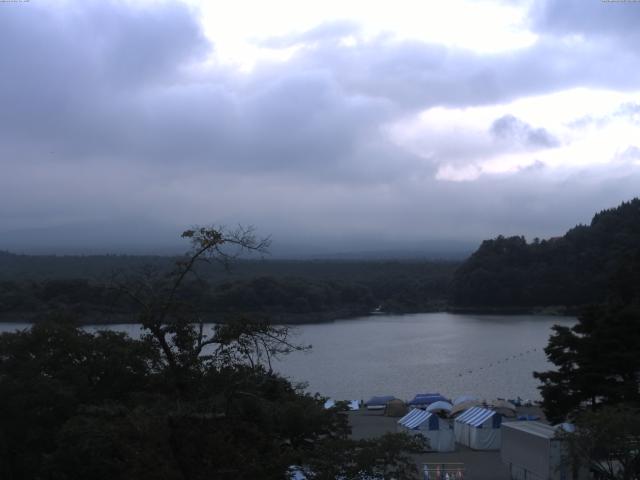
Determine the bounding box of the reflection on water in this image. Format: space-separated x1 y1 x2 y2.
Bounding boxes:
0 312 574 401
271 313 574 401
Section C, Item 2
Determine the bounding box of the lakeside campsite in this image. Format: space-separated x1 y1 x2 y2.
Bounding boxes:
328 394 579 480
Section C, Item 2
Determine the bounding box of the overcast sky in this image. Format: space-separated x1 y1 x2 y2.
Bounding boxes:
1 0 639 255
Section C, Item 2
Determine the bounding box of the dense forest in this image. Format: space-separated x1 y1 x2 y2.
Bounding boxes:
0 253 456 324
451 198 640 310
3 198 640 321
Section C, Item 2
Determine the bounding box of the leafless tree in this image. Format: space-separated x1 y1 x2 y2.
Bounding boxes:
113 225 307 386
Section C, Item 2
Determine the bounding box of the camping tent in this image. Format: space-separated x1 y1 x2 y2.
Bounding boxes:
452 394 479 406
365 395 396 410
490 399 517 418
385 399 408 417
501 421 588 480
426 400 453 414
407 393 448 407
397 409 455 452
451 400 482 417
454 406 503 450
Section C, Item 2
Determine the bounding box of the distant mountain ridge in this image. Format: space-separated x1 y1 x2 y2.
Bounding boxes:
451 198 640 309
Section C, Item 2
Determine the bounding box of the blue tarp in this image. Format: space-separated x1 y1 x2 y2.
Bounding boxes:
364 395 396 407
408 393 448 406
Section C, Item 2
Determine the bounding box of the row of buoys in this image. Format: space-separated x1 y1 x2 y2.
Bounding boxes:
456 348 539 377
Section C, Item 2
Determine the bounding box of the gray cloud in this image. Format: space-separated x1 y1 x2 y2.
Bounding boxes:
0 1 209 155
270 30 640 116
4 153 639 254
259 20 361 48
568 101 640 129
518 159 546 173
490 115 559 149
1 2 639 254
1 5 637 174
615 145 640 163
530 0 640 39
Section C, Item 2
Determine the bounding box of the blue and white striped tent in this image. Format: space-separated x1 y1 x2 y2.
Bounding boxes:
454 406 503 450
397 409 455 452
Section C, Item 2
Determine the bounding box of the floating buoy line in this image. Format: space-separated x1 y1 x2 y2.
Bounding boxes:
456 348 540 377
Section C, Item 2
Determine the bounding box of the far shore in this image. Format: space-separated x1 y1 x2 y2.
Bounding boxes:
0 305 580 326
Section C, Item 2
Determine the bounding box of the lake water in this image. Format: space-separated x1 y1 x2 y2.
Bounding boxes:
0 312 575 402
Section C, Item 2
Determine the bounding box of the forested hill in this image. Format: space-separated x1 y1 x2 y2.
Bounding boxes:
451 198 640 309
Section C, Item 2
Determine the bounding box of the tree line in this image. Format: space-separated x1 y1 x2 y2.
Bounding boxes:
0 259 455 323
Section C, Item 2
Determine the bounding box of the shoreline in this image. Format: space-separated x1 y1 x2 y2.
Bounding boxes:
0 304 580 325
445 305 581 317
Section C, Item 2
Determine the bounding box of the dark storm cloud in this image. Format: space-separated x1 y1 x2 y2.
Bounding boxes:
0 5 400 181
0 0 208 155
490 115 559 149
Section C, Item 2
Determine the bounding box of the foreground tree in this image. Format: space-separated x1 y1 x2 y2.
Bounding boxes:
533 251 640 479
300 433 424 480
534 303 640 423
0 318 160 480
0 226 423 479
560 406 640 480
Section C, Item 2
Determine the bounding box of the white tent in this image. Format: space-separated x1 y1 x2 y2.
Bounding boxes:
452 394 479 406
397 408 455 452
426 400 453 414
454 406 502 450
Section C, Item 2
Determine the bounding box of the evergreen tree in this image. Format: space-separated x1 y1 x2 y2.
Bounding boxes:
534 304 640 423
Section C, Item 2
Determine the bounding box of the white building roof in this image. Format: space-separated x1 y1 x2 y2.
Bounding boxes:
502 421 558 439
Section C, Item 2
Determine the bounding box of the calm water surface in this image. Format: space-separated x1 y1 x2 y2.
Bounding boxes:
0 313 575 402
